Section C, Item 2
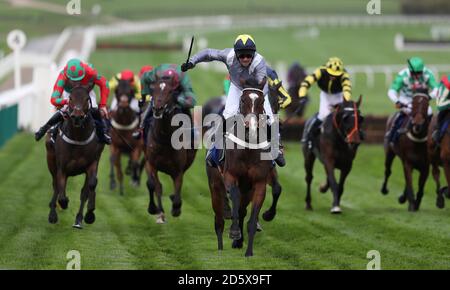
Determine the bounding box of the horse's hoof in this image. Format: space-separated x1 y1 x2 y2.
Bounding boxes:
72 223 83 229
398 195 407 204
57 197 69 210
330 206 342 214
245 250 253 257
84 212 95 224
171 207 181 217
156 213 166 224
305 204 313 211
48 212 58 224
262 210 275 221
381 186 389 195
436 196 445 209
232 239 243 249
229 229 242 241
256 222 263 232
148 203 158 215
319 184 329 193
408 203 417 212
441 186 449 199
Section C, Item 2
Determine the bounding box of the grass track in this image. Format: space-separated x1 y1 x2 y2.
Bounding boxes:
1 133 450 269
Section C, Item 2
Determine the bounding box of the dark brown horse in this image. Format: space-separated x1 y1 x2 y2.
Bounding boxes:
303 96 364 213
207 79 273 257
45 86 105 228
144 77 197 224
381 93 431 211
109 79 144 195
427 111 450 208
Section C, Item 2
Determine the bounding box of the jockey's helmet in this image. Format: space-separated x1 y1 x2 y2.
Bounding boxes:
234 34 256 57
408 57 424 74
326 57 344 76
66 58 85 81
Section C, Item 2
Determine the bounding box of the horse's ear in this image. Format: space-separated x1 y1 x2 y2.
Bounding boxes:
356 95 362 108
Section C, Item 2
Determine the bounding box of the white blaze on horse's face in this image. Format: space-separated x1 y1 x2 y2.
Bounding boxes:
248 92 259 134
159 82 166 91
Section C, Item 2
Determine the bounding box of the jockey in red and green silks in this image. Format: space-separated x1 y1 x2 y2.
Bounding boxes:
34 58 112 144
133 63 197 140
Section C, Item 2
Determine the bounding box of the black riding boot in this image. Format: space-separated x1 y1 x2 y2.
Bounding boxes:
35 111 64 141
302 117 322 149
432 110 448 144
133 105 152 140
267 123 286 167
91 108 112 145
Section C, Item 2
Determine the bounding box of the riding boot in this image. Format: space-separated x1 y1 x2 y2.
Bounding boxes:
302 117 322 149
389 112 405 145
206 116 226 167
267 123 286 167
133 105 152 140
91 108 112 145
35 111 64 141
432 110 447 144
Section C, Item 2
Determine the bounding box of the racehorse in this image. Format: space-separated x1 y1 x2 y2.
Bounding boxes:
45 86 105 228
144 76 197 224
303 96 364 213
109 79 144 195
427 111 450 208
381 93 431 211
207 78 273 257
286 62 309 118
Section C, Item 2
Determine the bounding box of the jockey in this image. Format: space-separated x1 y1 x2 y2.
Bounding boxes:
34 58 111 144
386 57 438 144
109 69 141 113
299 57 352 147
133 63 197 140
432 74 450 143
139 65 153 79
266 66 292 109
181 34 285 167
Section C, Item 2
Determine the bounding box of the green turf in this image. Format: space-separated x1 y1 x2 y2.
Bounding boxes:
0 133 449 269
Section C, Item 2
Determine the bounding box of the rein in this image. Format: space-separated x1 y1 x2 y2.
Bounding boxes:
333 103 359 142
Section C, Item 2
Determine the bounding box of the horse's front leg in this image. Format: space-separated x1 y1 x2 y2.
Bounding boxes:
57 170 69 210
84 161 99 224
431 161 444 208
145 163 165 223
114 150 124 195
130 147 142 187
415 163 429 211
303 147 316 210
263 169 282 221
224 172 241 241
73 174 89 229
381 146 396 195
109 146 117 191
401 160 416 212
245 182 266 257
170 173 183 217
337 167 351 205
48 172 59 224
323 158 340 214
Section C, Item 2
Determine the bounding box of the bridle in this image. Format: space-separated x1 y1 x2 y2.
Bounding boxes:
332 102 360 143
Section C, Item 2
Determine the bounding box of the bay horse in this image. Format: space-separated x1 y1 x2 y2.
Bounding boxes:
303 96 364 213
207 78 273 257
381 93 431 211
144 76 197 224
109 79 144 195
427 111 450 208
45 86 105 228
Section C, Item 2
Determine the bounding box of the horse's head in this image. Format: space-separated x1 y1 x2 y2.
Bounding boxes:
334 95 364 148
239 77 266 135
410 92 430 135
151 69 179 118
68 86 91 127
115 79 135 111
